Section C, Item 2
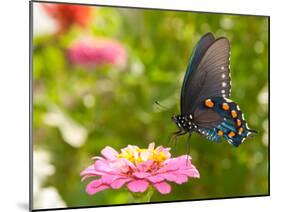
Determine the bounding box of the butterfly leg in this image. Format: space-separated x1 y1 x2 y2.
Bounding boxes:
184 132 193 165
186 132 192 155
168 130 187 147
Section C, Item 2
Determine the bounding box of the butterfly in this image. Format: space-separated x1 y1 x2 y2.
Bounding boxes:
171 32 256 147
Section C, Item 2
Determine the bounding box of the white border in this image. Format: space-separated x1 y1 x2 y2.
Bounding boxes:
1 0 278 212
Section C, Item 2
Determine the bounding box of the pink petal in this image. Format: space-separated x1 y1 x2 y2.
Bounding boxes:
122 158 137 169
80 164 96 174
173 166 200 178
112 158 136 169
86 179 109 195
159 173 188 184
153 182 171 194
110 178 132 189
147 175 165 183
158 155 189 173
187 166 200 178
176 169 191 175
80 164 106 177
91 156 104 160
177 165 200 178
172 174 188 184
136 160 154 172
101 146 119 160
101 174 119 184
81 174 95 182
110 158 136 173
87 184 109 195
133 172 151 179
94 160 117 174
148 142 155 151
155 146 171 159
158 160 181 173
127 180 149 193
153 155 200 184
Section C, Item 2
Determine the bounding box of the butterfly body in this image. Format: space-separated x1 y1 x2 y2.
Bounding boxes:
172 32 256 147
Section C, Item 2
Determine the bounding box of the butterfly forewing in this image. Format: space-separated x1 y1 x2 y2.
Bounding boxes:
181 37 231 115
180 33 215 115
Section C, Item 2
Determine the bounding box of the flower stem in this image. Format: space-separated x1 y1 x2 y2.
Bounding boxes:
129 187 155 203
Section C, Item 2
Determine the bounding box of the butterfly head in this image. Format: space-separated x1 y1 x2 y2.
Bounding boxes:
172 115 194 131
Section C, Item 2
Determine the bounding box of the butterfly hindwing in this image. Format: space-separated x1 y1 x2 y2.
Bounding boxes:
194 97 255 147
193 107 223 128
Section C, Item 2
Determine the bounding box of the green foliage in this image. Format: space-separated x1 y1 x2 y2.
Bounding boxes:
33 6 268 208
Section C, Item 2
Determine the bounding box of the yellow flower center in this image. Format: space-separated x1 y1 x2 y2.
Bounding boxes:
118 145 168 164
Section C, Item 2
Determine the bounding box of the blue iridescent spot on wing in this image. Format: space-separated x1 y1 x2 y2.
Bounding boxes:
198 128 221 142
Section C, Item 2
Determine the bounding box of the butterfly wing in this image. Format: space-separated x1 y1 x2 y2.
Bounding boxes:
180 32 215 115
193 107 223 128
181 35 231 116
194 97 256 147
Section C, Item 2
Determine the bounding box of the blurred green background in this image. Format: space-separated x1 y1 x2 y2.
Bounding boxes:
33 2 269 209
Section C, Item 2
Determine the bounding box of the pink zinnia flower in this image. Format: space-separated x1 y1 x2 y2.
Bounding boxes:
80 143 200 195
68 37 127 69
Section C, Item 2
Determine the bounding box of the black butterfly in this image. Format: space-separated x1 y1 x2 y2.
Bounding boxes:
171 32 256 147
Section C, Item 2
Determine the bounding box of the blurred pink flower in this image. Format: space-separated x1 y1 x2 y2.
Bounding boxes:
68 37 127 69
80 143 199 195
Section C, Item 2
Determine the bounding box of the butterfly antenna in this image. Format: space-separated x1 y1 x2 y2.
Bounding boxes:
155 101 169 111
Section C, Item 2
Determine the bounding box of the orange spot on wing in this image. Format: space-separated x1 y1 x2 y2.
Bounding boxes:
236 119 242 127
228 131 236 138
204 99 214 108
238 127 244 135
231 110 238 118
222 103 230 110
217 130 224 136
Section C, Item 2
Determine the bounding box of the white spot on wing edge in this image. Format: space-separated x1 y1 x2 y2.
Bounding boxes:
226 139 233 145
224 98 232 103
